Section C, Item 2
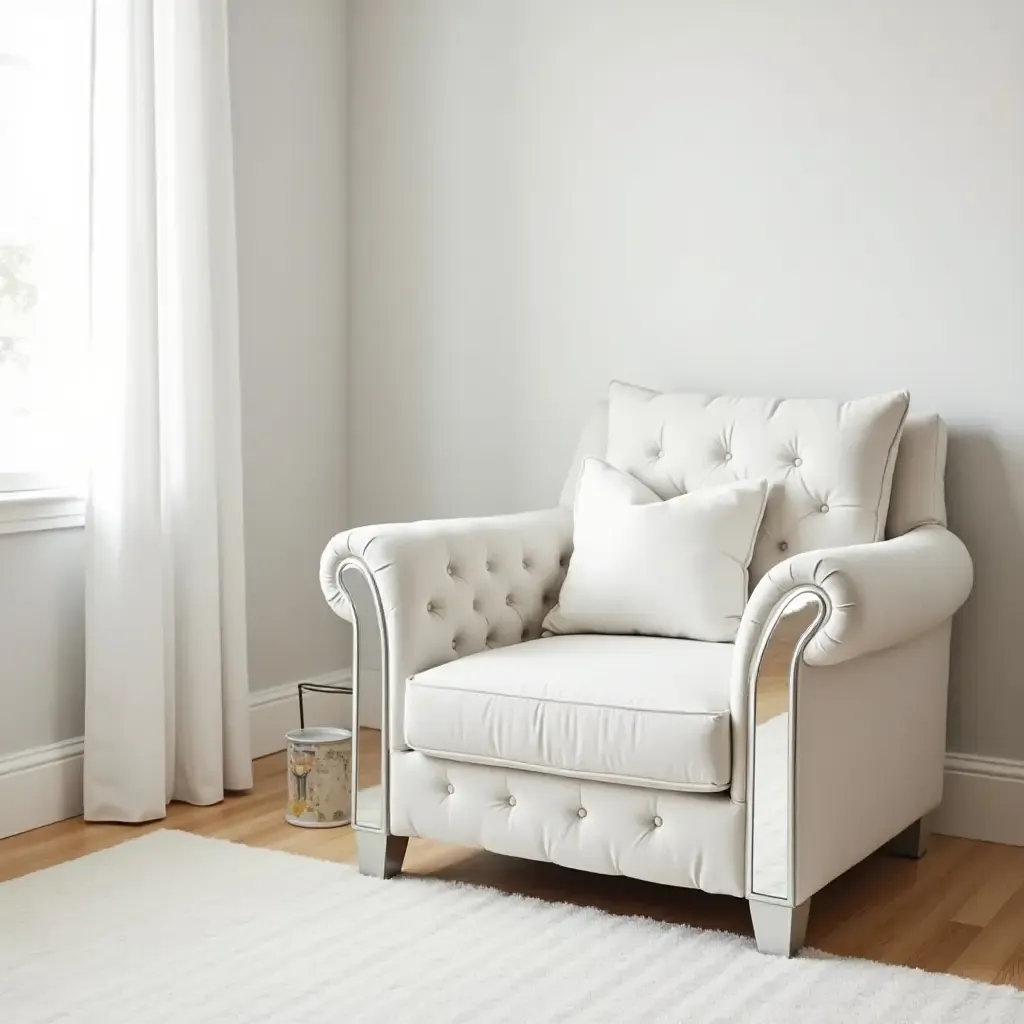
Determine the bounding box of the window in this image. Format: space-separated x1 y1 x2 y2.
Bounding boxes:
0 2 92 528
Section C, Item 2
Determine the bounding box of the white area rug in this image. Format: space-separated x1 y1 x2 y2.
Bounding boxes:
2 830 1023 1023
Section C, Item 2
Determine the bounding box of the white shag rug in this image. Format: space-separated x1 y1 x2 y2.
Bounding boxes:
3 830 1023 1023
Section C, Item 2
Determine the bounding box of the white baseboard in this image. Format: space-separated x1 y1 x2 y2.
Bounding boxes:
934 752 1024 846
249 667 382 758
0 666 380 840
0 738 85 841
249 669 351 759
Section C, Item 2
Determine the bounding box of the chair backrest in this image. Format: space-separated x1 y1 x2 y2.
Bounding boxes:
559 385 947 586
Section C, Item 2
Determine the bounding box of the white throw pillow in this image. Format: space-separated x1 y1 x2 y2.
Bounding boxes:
543 459 768 642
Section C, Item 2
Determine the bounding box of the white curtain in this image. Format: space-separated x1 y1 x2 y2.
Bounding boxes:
84 0 252 821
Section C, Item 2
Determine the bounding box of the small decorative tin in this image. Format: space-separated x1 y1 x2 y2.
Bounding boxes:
286 726 352 828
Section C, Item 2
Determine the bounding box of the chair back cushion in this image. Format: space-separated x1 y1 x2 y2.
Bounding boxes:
561 382 910 585
559 400 609 508
885 414 947 537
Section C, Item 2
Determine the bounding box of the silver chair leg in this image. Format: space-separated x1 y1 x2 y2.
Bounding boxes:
356 831 408 879
749 898 811 956
884 816 930 859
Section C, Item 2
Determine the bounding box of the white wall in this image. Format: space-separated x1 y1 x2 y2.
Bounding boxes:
349 0 1024 760
0 1 348 767
0 530 84 757
229 0 349 691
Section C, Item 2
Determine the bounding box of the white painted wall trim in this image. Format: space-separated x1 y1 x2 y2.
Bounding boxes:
934 752 1024 847
0 490 86 534
249 670 351 759
249 667 382 758
0 666 379 840
0 737 85 840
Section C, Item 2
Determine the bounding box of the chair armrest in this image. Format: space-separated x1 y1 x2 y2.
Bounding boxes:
738 524 973 670
730 525 972 804
320 507 574 748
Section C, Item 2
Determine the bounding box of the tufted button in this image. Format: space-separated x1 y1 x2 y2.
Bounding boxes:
778 541 789 552
508 795 516 807
820 503 829 514
505 595 514 606
653 815 663 828
446 565 454 576
577 808 587 819
485 560 494 573
522 558 531 570
472 598 482 611
793 457 803 467
451 639 458 650
426 601 435 613
446 783 455 795
723 452 733 462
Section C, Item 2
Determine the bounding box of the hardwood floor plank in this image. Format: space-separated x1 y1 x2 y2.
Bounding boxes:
877 842 1005 968
952 845 1024 927
949 876 1024 983
994 936 1024 989
915 921 982 976
819 835 974 958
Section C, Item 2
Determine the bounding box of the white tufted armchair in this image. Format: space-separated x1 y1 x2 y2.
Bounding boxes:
320 386 973 956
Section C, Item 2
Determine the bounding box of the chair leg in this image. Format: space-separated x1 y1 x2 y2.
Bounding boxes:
884 816 930 859
749 898 811 957
357 831 409 879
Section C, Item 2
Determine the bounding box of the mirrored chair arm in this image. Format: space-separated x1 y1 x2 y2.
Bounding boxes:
740 587 830 905
733 529 973 945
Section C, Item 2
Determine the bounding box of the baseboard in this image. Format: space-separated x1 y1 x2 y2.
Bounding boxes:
0 666 379 840
934 753 1024 846
249 669 351 759
249 667 383 758
0 738 85 841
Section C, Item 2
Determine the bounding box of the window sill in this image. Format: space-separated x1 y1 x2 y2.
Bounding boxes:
0 491 85 535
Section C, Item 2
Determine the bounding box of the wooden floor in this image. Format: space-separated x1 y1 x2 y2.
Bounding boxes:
2 739 1024 989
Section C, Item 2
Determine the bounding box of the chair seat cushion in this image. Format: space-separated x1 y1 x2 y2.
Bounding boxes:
404 634 734 793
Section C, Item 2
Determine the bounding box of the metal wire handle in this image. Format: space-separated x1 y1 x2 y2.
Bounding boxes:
297 682 353 729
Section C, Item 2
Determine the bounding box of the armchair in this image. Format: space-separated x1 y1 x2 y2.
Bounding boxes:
320 391 973 956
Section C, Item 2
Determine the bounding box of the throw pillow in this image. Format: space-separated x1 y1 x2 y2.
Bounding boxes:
543 458 768 642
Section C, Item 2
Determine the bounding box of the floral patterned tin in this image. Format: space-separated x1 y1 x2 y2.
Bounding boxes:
285 727 352 828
